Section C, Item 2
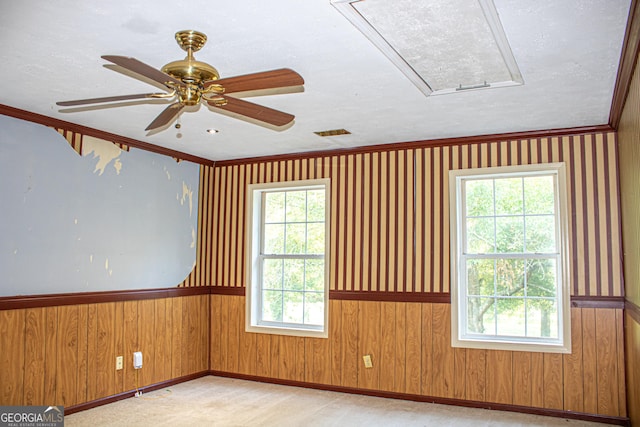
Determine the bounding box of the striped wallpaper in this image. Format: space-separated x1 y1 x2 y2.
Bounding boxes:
181 132 623 298
55 128 130 155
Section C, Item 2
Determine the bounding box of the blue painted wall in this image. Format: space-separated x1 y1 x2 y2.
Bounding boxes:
0 115 199 296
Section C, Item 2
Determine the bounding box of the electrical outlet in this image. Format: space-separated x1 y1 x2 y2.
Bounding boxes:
133 351 143 369
116 356 123 370
363 354 373 368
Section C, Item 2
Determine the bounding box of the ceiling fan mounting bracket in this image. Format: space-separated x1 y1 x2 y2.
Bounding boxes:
174 30 208 53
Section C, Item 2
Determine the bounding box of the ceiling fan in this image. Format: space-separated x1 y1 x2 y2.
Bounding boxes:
57 30 304 131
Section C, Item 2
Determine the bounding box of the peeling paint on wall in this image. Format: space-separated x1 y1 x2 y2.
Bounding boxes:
0 115 199 296
114 158 122 174
181 181 194 217
82 135 124 176
105 258 114 277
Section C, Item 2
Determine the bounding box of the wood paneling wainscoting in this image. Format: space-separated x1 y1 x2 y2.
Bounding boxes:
0 293 209 412
625 301 640 427
210 295 627 424
0 291 628 423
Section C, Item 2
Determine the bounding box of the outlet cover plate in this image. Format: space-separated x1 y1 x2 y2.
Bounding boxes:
363 354 373 368
133 351 143 369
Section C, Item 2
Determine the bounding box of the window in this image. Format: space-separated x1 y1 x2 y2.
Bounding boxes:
449 163 570 353
246 179 330 338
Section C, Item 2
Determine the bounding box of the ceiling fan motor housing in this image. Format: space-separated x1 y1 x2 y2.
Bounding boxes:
161 31 220 106
161 59 219 84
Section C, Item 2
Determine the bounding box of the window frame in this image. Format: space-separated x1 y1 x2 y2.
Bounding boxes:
246 178 331 338
449 163 571 353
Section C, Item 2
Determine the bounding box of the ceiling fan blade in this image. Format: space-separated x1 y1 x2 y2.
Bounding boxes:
145 102 185 131
102 55 185 88
208 96 295 127
57 93 172 107
204 68 304 94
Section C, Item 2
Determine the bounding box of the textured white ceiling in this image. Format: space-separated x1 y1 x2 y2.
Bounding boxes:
0 0 631 161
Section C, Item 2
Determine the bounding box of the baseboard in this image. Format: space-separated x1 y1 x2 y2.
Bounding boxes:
209 370 630 426
63 370 631 426
64 371 209 415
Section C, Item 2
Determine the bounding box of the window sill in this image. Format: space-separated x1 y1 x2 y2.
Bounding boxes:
452 336 571 353
246 324 328 339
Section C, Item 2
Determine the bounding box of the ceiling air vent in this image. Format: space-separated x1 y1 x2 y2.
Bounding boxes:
314 129 351 137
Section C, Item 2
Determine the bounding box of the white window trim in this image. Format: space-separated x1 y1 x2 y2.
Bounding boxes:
449 163 571 353
246 179 330 338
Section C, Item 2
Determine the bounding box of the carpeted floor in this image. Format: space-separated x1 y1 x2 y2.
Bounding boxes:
65 376 609 426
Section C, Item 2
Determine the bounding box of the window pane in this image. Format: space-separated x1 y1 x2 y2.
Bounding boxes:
496 216 524 252
466 217 495 253
306 222 325 254
283 291 303 323
526 259 557 297
467 259 495 296
452 166 567 350
263 259 283 290
285 223 306 254
264 223 285 254
495 178 523 215
525 215 556 253
264 192 285 223
466 297 495 335
262 290 282 322
526 299 558 338
307 189 325 222
524 176 554 214
305 259 325 291
304 292 324 325
250 181 328 336
495 298 526 336
496 259 525 296
283 259 304 291
465 179 494 217
285 191 307 222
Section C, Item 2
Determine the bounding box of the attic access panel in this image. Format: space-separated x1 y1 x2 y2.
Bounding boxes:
331 0 523 96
